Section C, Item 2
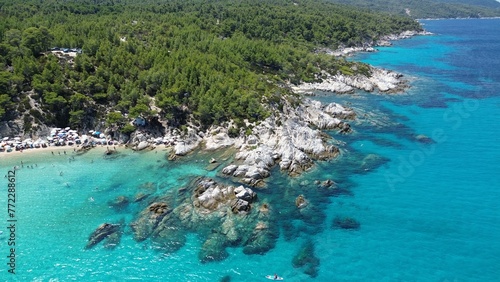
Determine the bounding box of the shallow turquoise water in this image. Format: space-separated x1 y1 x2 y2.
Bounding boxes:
1 19 499 281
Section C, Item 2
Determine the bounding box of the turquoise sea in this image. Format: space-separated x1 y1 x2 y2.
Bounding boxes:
1 19 499 281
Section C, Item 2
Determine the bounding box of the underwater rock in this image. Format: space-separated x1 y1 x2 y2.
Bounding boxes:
332 216 360 230
138 182 157 194
295 194 308 209
103 231 121 249
220 216 240 246
415 134 435 144
108 195 129 211
359 154 388 171
103 148 121 160
133 193 150 202
242 222 277 255
292 240 320 278
85 223 121 250
151 214 186 253
258 203 270 214
131 177 278 262
298 203 325 228
199 233 229 263
130 202 170 241
320 179 335 188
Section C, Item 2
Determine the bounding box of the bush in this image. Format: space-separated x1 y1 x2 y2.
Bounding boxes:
120 123 136 135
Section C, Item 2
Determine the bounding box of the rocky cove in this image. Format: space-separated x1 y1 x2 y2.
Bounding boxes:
4 30 426 277
83 69 399 277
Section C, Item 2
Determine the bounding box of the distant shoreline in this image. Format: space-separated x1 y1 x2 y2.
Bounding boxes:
418 17 500 21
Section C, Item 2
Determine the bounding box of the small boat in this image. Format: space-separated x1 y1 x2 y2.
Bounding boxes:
265 275 283 280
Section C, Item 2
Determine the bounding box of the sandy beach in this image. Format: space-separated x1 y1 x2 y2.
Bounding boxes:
0 144 125 166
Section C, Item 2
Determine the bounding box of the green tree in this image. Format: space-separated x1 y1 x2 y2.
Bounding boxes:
22 27 53 56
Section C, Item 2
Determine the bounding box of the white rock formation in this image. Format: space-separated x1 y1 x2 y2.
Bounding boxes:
293 67 405 94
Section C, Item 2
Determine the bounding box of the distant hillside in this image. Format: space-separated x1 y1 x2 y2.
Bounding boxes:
328 0 500 18
436 0 500 9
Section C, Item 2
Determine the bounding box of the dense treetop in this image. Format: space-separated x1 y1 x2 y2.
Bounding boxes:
0 0 422 134
327 0 500 18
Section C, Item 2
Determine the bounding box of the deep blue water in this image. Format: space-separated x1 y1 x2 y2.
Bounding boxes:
1 19 499 281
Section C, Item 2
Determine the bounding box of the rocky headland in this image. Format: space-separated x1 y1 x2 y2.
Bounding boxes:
328 30 433 57
292 67 408 94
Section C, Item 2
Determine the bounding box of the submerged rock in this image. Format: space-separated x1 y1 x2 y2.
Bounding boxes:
131 202 170 241
319 179 335 188
295 195 308 209
242 221 278 255
199 233 229 263
138 182 157 194
104 231 121 249
133 193 150 202
130 177 277 262
108 196 129 211
415 134 435 144
292 240 320 278
85 223 121 250
332 216 360 230
151 214 186 253
359 154 388 172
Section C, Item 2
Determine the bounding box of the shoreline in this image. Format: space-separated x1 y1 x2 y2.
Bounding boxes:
0 143 139 165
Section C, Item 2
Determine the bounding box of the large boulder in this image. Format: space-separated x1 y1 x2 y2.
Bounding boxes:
234 186 256 202
231 198 250 213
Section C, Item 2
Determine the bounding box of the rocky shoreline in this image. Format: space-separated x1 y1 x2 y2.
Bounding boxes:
292 67 408 94
329 30 433 57
296 30 432 94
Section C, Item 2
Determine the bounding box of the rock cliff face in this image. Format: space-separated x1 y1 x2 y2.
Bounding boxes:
0 119 51 139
